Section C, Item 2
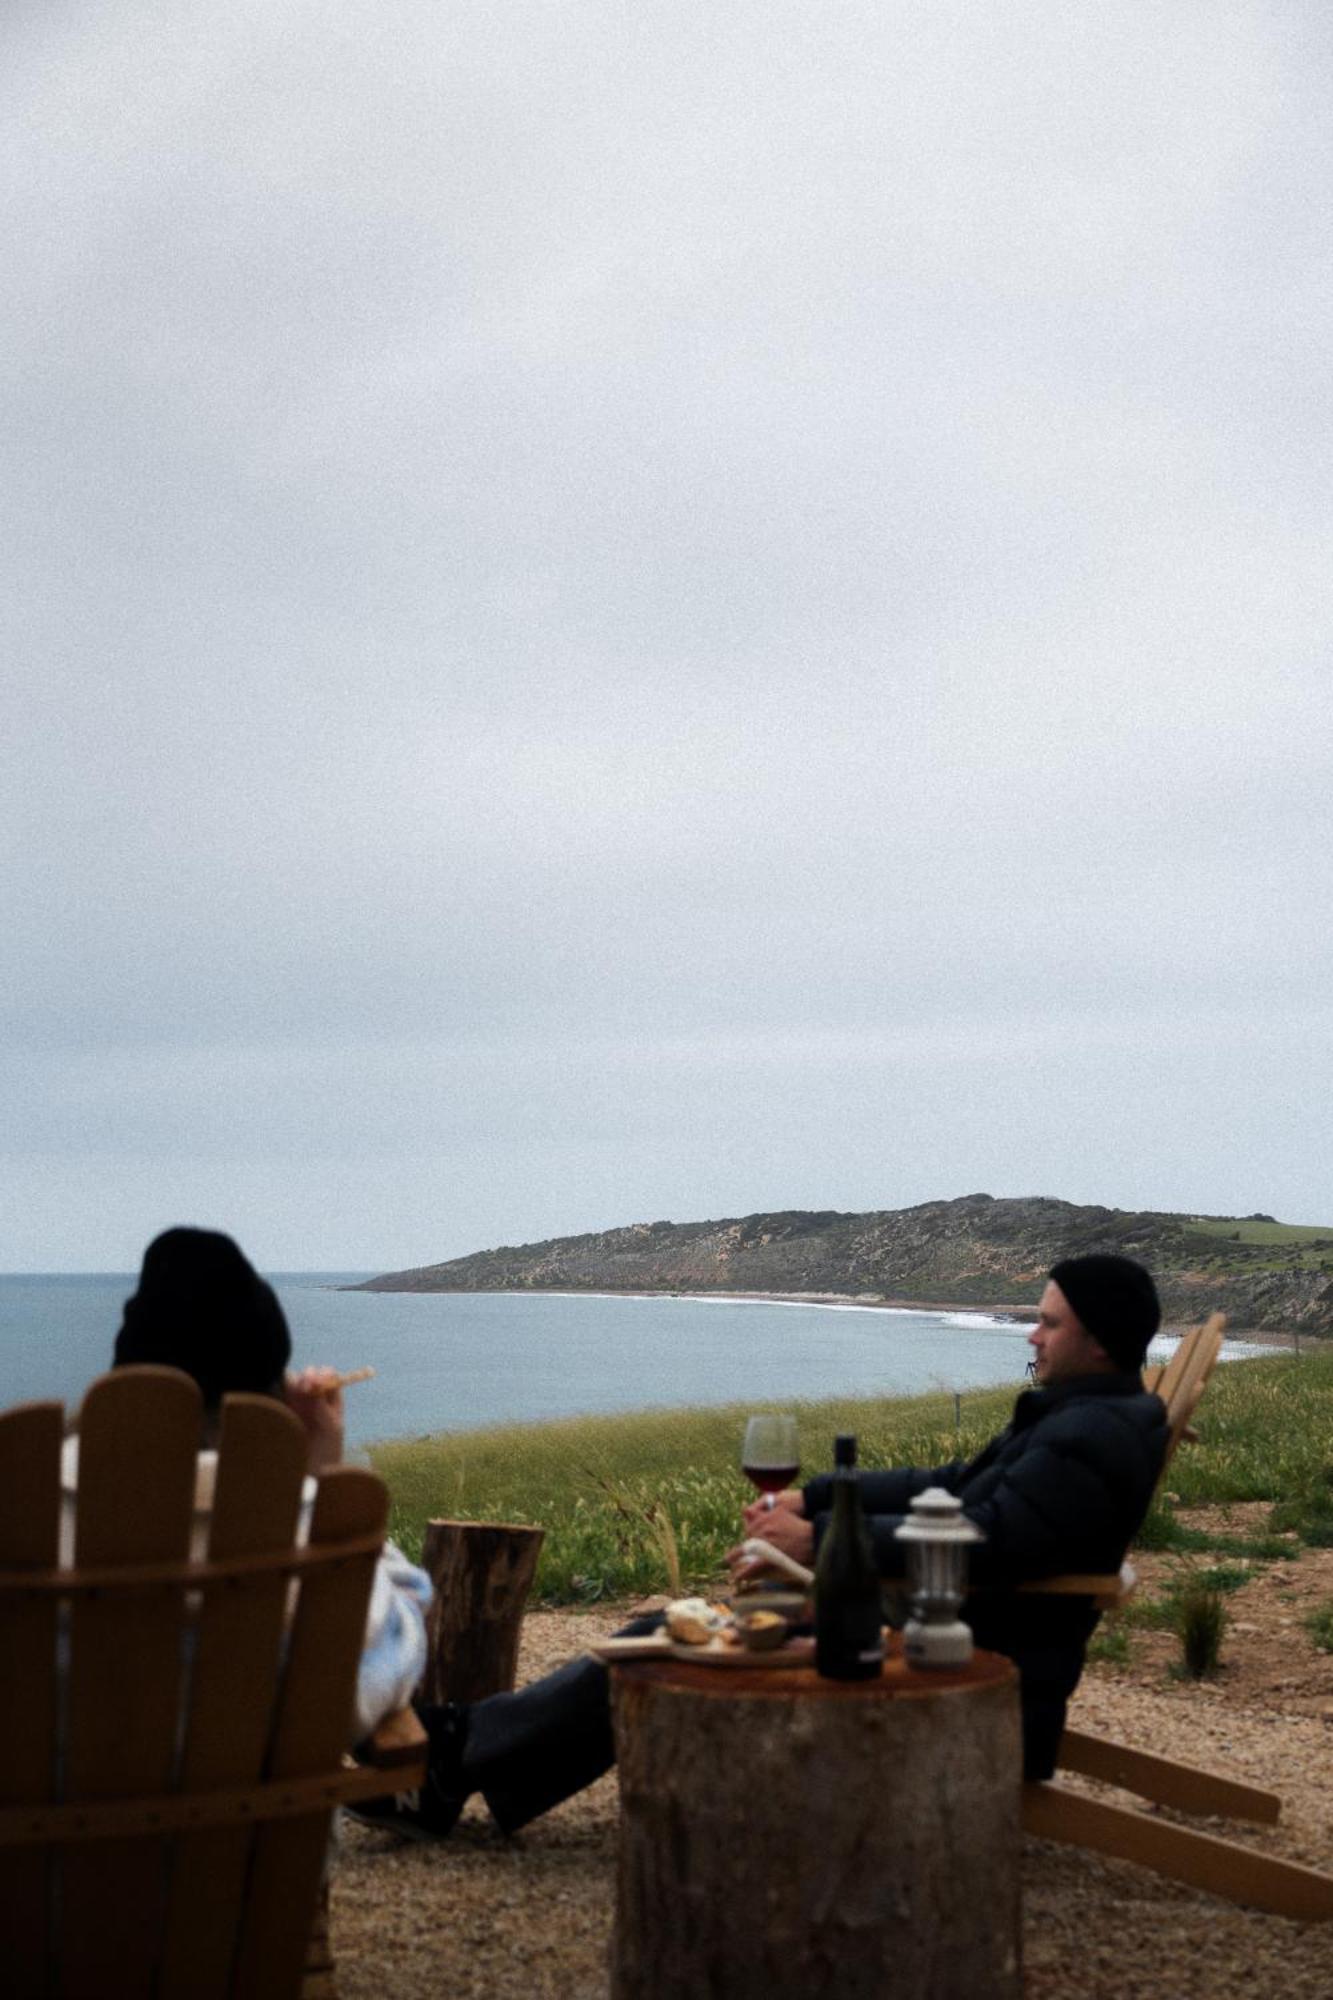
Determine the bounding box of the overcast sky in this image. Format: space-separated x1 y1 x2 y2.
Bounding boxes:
3 3 1331 1271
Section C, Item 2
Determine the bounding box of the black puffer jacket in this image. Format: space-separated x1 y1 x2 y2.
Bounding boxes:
802 1373 1168 1778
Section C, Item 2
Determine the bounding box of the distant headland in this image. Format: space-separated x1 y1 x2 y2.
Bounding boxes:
351 1195 1333 1337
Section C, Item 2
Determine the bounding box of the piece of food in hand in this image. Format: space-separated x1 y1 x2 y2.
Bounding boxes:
737 1609 789 1652
665 1597 731 1646
738 1536 815 1586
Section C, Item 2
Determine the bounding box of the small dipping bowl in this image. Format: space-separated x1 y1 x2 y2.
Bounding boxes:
736 1609 789 1652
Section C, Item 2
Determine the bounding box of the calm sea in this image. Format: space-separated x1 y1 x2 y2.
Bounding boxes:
0 1275 1225 1447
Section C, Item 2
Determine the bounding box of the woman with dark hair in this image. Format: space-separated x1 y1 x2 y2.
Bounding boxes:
63 1227 431 1739
114 1226 294 1400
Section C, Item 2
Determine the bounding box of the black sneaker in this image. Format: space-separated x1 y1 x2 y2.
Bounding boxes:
345 1702 471 1842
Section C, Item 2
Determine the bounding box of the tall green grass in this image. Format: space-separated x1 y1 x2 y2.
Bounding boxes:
1158 1349 1333 1515
368 1349 1333 1605
371 1386 1011 1602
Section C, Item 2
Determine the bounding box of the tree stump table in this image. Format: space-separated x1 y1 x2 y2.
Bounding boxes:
609 1637 1021 2000
419 1518 544 1705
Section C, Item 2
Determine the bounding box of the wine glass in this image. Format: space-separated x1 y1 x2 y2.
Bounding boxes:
741 1413 800 1500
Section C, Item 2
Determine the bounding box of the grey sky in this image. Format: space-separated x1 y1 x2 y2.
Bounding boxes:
3 3 1331 1270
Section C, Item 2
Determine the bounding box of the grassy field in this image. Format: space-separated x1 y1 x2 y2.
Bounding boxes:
370 1348 1333 1604
1184 1217 1333 1245
1182 1215 1333 1273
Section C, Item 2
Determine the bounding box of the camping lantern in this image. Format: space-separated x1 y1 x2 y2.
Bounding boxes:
894 1487 982 1667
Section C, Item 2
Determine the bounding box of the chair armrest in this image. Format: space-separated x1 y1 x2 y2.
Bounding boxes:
1016 1561 1136 1608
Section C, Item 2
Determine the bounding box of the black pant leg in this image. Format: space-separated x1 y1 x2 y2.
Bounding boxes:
462 1612 662 1834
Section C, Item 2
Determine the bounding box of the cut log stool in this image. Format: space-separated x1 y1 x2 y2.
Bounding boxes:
420 1518 544 1705
610 1639 1021 2000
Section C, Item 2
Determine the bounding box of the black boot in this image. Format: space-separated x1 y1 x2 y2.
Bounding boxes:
344 1701 471 1841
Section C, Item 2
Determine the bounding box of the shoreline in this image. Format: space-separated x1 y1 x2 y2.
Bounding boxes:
359 1281 1310 1349
717 1289 1306 1349
527 1286 1032 1321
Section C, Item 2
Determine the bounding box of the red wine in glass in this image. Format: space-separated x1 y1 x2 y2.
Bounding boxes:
743 1461 800 1494
741 1415 800 1496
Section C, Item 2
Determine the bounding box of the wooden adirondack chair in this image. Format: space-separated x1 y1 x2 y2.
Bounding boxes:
0 1366 428 1999
1022 1312 1333 1921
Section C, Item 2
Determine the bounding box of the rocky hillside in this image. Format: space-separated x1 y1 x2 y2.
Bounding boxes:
356 1195 1333 1336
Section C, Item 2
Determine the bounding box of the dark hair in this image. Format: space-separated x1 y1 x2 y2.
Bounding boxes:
1049 1254 1161 1373
114 1227 291 1408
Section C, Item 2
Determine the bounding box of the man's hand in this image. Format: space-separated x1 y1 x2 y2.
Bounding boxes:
283 1366 345 1478
740 1487 805 1538
726 1503 816 1584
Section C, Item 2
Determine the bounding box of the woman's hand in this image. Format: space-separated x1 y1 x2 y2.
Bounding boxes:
283 1366 345 1478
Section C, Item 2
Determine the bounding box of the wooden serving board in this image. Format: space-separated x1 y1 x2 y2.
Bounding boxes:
671 1635 815 1669
591 1634 814 1669
590 1636 676 1662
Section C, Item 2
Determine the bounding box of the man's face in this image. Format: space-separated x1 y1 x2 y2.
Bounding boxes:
1027 1280 1113 1385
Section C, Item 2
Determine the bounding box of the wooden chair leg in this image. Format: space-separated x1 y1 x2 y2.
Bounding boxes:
1057 1727 1281 1824
301 1877 339 2000
1023 1782 1333 1922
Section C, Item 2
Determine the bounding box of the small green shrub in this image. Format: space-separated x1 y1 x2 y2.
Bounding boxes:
1191 1563 1254 1596
1123 1592 1175 1631
1133 1496 1189 1551
1129 1562 1250 1638
1268 1467 1333 1548
1203 1531 1299 1562
1086 1619 1131 1667
1133 1500 1216 1555
1305 1600 1333 1654
1175 1576 1228 1679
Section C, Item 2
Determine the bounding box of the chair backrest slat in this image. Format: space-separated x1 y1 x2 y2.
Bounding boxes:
1153 1313 1225 1467
62 1369 201 1999
232 1467 386 1999
0 1401 64 1994
157 1395 309 2000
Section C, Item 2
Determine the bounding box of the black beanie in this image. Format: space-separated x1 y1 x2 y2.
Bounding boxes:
1049 1254 1161 1373
114 1227 291 1408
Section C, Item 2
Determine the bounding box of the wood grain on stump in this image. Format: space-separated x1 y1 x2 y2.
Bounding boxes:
420 1519 544 1705
610 1640 1021 2000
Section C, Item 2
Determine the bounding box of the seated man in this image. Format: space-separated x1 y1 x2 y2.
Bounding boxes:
64 1226 432 1743
357 1252 1168 1838
736 1252 1168 1777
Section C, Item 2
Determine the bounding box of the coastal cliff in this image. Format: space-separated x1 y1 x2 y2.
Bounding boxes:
355 1195 1333 1336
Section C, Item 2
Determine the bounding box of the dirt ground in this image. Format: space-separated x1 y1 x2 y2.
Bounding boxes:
1124 1504 1333 1720
333 1518 1333 1998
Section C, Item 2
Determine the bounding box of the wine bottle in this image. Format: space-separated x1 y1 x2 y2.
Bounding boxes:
814 1433 885 1682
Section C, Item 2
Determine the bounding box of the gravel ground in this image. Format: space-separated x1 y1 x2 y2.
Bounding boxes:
333 1532 1333 1999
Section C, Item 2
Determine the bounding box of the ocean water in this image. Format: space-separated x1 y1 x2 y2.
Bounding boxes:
0 1274 1247 1447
